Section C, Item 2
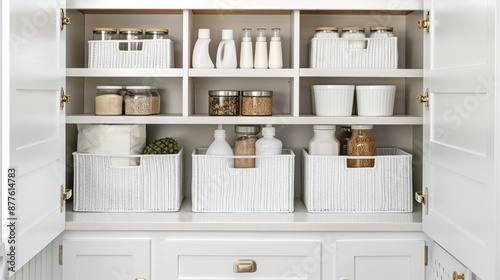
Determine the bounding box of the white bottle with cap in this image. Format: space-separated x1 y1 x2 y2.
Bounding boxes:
268 28 283 69
254 28 268 69
308 125 340 155
239 28 254 69
192 28 215 69
216 29 237 69
206 125 234 157
256 124 283 156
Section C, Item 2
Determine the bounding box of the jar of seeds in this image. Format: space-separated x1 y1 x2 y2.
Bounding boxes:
208 90 240 116
241 90 273 116
347 125 376 168
124 86 152 115
149 87 161 115
95 86 123 115
234 125 260 168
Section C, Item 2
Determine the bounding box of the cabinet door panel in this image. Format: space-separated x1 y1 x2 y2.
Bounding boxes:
62 239 150 280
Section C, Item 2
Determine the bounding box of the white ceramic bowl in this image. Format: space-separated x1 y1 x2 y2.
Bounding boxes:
356 85 396 116
311 85 355 116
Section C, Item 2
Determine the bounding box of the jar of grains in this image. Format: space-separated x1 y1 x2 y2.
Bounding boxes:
347 125 376 168
95 86 123 115
234 125 260 168
341 26 366 49
208 90 240 116
93 27 117 40
314 27 339 38
124 86 152 115
119 28 143 50
145 28 169 39
149 87 161 114
241 90 273 116
369 26 394 38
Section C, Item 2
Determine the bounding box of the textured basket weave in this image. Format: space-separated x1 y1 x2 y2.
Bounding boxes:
309 37 398 69
302 148 412 213
192 148 295 212
73 149 183 212
88 39 174 68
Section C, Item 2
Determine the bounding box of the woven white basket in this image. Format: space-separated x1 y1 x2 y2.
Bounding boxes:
73 149 183 212
191 148 295 212
309 37 398 69
88 39 175 68
302 148 412 213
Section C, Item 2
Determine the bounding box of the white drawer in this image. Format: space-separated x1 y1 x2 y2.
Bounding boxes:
162 240 321 280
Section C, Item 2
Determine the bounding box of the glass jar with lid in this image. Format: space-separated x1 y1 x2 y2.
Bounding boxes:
95 86 123 115
314 27 339 38
208 90 240 116
241 90 273 116
93 27 117 40
234 125 261 168
341 26 366 49
124 86 152 115
347 125 376 168
369 26 394 38
149 87 161 115
145 28 169 39
119 28 143 50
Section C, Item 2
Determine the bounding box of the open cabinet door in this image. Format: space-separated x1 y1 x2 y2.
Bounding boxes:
422 0 497 279
1 0 67 276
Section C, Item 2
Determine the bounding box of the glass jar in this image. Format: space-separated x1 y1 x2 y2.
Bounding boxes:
347 125 376 168
208 90 240 116
145 28 169 39
119 28 143 50
314 27 339 38
149 87 161 115
369 26 394 38
93 27 117 40
95 86 123 115
336 126 351 155
308 125 339 155
234 125 260 168
241 90 273 116
341 26 366 49
124 86 152 115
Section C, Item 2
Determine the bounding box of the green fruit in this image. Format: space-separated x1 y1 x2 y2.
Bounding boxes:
143 137 180 154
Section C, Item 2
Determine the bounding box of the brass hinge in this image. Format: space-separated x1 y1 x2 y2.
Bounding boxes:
418 11 430 33
417 88 430 110
60 185 72 212
59 245 63 265
424 245 428 266
415 187 428 215
60 88 72 110
61 9 72 30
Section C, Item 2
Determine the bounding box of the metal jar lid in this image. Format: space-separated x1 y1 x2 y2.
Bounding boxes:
145 28 169 34
208 90 240 97
342 26 365 32
235 125 261 134
315 27 339 32
125 86 151 90
370 26 394 31
119 28 143 34
96 86 123 90
242 90 273 97
93 27 117 33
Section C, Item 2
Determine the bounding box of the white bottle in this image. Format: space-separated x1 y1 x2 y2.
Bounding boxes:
308 125 340 155
268 28 283 69
256 125 283 156
206 126 234 156
239 28 253 69
192 29 215 69
216 29 237 69
254 28 268 69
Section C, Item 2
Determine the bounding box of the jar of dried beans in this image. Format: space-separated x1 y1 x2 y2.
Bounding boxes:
124 86 152 115
149 87 161 115
208 90 240 116
241 90 273 116
234 125 260 168
95 86 123 115
347 125 376 168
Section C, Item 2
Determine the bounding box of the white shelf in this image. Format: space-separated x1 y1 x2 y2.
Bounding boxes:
189 68 295 78
66 68 183 77
65 198 422 232
66 113 423 125
300 68 423 78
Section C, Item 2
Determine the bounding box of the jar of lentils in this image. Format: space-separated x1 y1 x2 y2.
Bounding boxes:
208 90 240 116
241 90 273 116
124 86 152 115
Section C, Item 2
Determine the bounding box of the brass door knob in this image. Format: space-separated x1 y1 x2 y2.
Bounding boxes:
453 271 465 280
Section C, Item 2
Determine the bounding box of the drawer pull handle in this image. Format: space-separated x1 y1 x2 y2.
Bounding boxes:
233 259 257 273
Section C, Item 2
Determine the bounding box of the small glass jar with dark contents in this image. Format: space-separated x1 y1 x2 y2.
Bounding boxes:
208 90 240 116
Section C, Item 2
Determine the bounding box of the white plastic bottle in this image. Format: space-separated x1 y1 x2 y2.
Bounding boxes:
216 29 237 69
192 28 215 69
268 28 283 69
254 28 268 69
256 125 283 156
308 125 340 155
239 28 253 69
206 125 234 157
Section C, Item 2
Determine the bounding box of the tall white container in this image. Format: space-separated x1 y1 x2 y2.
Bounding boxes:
216 29 237 69
256 125 282 156
192 29 215 69
206 127 234 157
308 125 340 155
239 28 253 69
268 28 283 69
254 28 268 69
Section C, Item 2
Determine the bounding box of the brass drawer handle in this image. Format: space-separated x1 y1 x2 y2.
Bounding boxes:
233 259 257 273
